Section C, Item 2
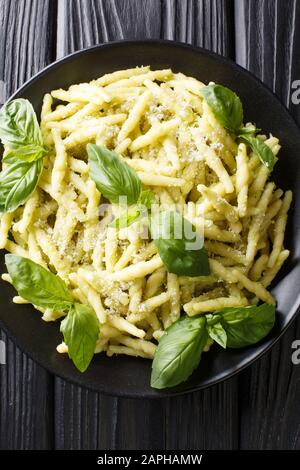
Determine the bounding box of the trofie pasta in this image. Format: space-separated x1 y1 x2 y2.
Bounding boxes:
0 66 292 389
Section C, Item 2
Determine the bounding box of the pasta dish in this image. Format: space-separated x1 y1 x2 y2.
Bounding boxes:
0 66 292 388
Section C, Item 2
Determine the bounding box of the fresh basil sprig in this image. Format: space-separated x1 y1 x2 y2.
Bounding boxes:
109 190 155 229
0 99 45 150
0 98 48 162
5 254 74 310
3 143 48 164
88 144 155 229
5 255 99 372
88 144 141 205
200 83 276 170
0 98 48 213
60 303 100 372
151 316 208 389
206 319 227 349
212 303 275 348
239 135 277 171
0 158 43 213
150 210 210 277
151 303 275 389
200 84 243 134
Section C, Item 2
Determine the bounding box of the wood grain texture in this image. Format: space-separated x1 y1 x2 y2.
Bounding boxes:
54 380 238 450
235 0 300 113
238 327 300 449
162 0 234 55
54 379 166 450
0 0 56 450
235 0 300 450
0 332 54 450
54 0 238 451
56 0 234 57
1 0 300 451
0 0 57 101
164 382 238 450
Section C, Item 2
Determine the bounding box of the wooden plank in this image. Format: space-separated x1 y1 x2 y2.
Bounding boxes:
235 0 300 450
165 383 238 450
56 0 234 58
235 0 300 114
162 0 234 56
56 0 162 56
54 379 118 449
0 333 54 450
54 0 238 450
54 379 166 450
0 0 56 450
238 326 300 449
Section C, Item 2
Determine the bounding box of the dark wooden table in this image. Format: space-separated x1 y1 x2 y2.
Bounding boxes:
1 0 300 450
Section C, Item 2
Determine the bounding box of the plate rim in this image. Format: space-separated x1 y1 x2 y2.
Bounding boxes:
1 39 300 398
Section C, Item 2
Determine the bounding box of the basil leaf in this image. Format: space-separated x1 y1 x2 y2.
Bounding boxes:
0 98 43 149
2 154 21 165
88 144 141 205
207 321 227 348
109 207 141 229
109 190 154 229
138 190 155 209
200 84 243 133
151 315 208 389
60 302 99 372
5 254 74 311
150 211 210 277
239 135 277 171
0 99 48 165
3 143 47 163
0 158 43 212
216 303 276 348
206 313 221 326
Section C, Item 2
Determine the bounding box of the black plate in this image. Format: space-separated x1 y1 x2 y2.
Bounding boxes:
1 40 300 398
